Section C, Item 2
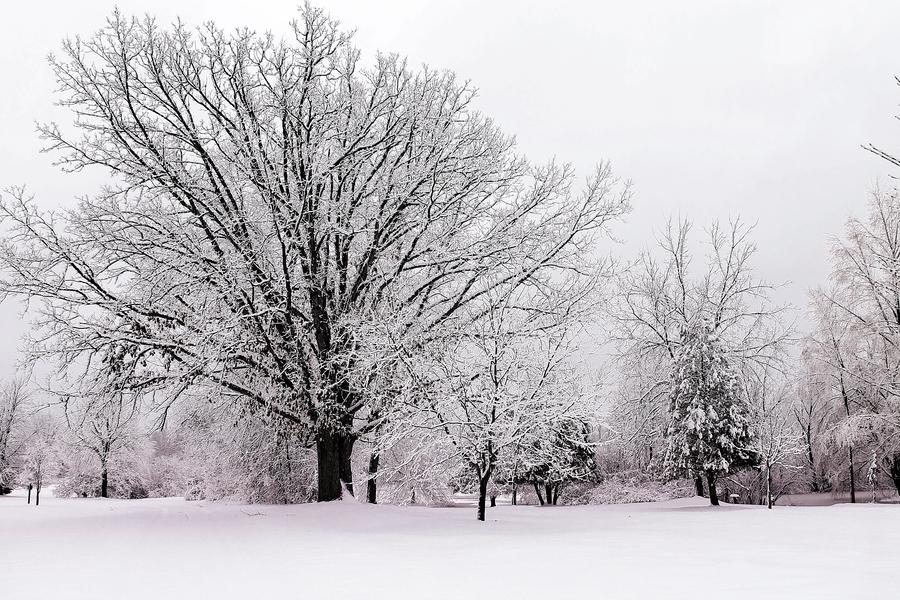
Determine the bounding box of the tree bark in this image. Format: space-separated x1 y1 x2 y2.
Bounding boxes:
312 429 356 502
533 482 545 506
489 495 496 507
100 465 109 499
706 471 719 506
366 449 379 504
848 445 856 503
340 435 355 496
477 476 490 521
838 377 856 503
766 465 773 509
35 481 41 506
545 484 553 506
511 485 517 506
27 484 32 504
694 475 705 497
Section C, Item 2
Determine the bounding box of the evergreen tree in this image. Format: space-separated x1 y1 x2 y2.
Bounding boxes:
664 323 758 505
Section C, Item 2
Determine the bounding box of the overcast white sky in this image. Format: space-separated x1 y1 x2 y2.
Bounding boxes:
2 0 900 375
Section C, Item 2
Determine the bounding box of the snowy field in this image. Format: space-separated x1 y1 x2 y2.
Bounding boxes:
2 490 897 599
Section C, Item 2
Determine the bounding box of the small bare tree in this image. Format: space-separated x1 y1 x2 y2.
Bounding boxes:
0 377 30 492
62 392 140 498
745 372 805 508
20 414 59 506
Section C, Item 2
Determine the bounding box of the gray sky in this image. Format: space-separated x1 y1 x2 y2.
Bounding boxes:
2 0 900 375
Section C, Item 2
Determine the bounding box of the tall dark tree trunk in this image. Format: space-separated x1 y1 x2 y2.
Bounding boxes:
533 482 545 506
511 485 517 506
489 495 496 507
765 465 773 509
100 467 109 499
340 435 355 496
545 484 553 506
706 471 719 506
477 475 491 521
838 377 856 503
315 429 357 502
27 484 32 504
35 481 41 506
847 445 856 503
316 356 357 501
694 475 705 497
366 450 379 504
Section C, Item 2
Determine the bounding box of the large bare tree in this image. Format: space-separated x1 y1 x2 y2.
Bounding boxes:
0 5 629 500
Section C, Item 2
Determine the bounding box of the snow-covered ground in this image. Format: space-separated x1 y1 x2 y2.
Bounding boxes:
2 489 897 599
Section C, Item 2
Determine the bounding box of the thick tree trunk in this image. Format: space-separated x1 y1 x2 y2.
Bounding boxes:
366 450 379 504
511 485 517 506
317 431 350 502
551 484 560 505
545 484 553 506
706 471 719 506
533 482 545 506
489 495 496 507
35 482 41 507
477 476 490 521
100 466 109 499
340 435 355 496
27 484 32 504
694 475 705 497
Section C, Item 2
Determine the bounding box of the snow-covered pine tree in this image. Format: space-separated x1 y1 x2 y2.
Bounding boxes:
664 322 758 505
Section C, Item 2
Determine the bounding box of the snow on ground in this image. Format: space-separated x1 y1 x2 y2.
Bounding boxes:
1 488 897 599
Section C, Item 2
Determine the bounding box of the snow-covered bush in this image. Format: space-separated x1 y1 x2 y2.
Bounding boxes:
180 407 317 504
564 472 693 505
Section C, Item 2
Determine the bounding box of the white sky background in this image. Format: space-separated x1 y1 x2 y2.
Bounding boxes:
1 0 900 377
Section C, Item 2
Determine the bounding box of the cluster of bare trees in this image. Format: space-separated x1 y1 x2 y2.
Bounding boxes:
0 4 629 515
802 188 900 497
605 204 900 505
604 218 793 499
374 283 603 519
603 88 900 504
0 377 147 503
0 379 30 492
3 2 900 518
